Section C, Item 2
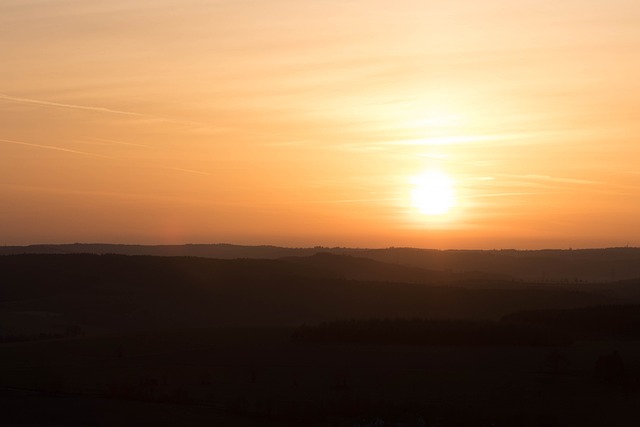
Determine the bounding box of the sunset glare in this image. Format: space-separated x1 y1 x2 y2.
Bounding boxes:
411 171 456 216
3 0 640 249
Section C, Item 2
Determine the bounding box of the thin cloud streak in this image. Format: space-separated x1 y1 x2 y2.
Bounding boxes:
465 192 553 199
88 137 155 149
0 183 218 207
0 137 113 158
516 174 601 185
0 93 148 118
296 197 403 204
160 166 211 176
1 137 209 176
0 93 211 130
377 134 518 147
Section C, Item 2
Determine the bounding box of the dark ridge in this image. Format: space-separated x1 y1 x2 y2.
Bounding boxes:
0 254 614 334
3 244 640 282
280 252 512 284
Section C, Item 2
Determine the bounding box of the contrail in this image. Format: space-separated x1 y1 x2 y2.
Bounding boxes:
465 192 552 199
2 137 213 176
2 137 212 176
0 93 217 129
517 174 600 185
0 93 148 118
299 197 402 204
161 166 211 176
87 137 154 149
0 137 112 158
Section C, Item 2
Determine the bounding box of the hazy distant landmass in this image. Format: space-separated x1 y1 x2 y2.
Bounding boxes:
0 252 633 337
3 243 640 282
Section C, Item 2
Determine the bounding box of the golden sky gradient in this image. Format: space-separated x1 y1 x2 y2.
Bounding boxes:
2 0 640 248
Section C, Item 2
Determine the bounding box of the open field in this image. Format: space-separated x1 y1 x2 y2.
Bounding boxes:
1 328 640 426
2 253 640 425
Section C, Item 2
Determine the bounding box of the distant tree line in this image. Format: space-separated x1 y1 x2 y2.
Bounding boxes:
292 318 571 346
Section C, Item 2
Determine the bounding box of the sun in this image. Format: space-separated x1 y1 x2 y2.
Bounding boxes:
410 170 456 215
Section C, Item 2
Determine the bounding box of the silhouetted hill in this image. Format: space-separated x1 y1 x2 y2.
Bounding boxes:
0 243 312 258
0 254 616 335
3 244 640 282
280 252 511 285
363 247 640 283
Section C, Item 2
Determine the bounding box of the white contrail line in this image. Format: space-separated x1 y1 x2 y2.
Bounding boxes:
2 137 211 176
0 137 112 158
503 174 601 185
300 197 402 204
161 166 211 176
0 93 148 118
88 137 154 149
465 192 552 199
0 92 219 129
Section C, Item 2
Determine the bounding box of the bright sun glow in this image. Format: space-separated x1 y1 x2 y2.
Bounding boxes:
411 170 456 215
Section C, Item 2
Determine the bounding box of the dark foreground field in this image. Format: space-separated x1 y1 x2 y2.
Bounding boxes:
1 328 640 426
2 253 640 426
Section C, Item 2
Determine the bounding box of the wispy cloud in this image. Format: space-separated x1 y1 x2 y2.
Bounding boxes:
0 93 210 129
0 137 112 158
86 137 154 149
160 166 210 176
515 174 601 185
489 174 603 190
295 197 402 204
0 93 147 118
1 137 210 176
376 134 518 147
0 183 217 207
466 191 553 199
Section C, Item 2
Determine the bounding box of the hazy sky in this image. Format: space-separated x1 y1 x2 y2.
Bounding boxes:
2 0 640 248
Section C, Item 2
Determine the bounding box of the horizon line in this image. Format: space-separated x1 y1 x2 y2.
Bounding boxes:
1 242 637 252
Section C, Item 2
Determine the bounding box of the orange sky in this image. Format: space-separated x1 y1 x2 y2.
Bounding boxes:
2 0 640 248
